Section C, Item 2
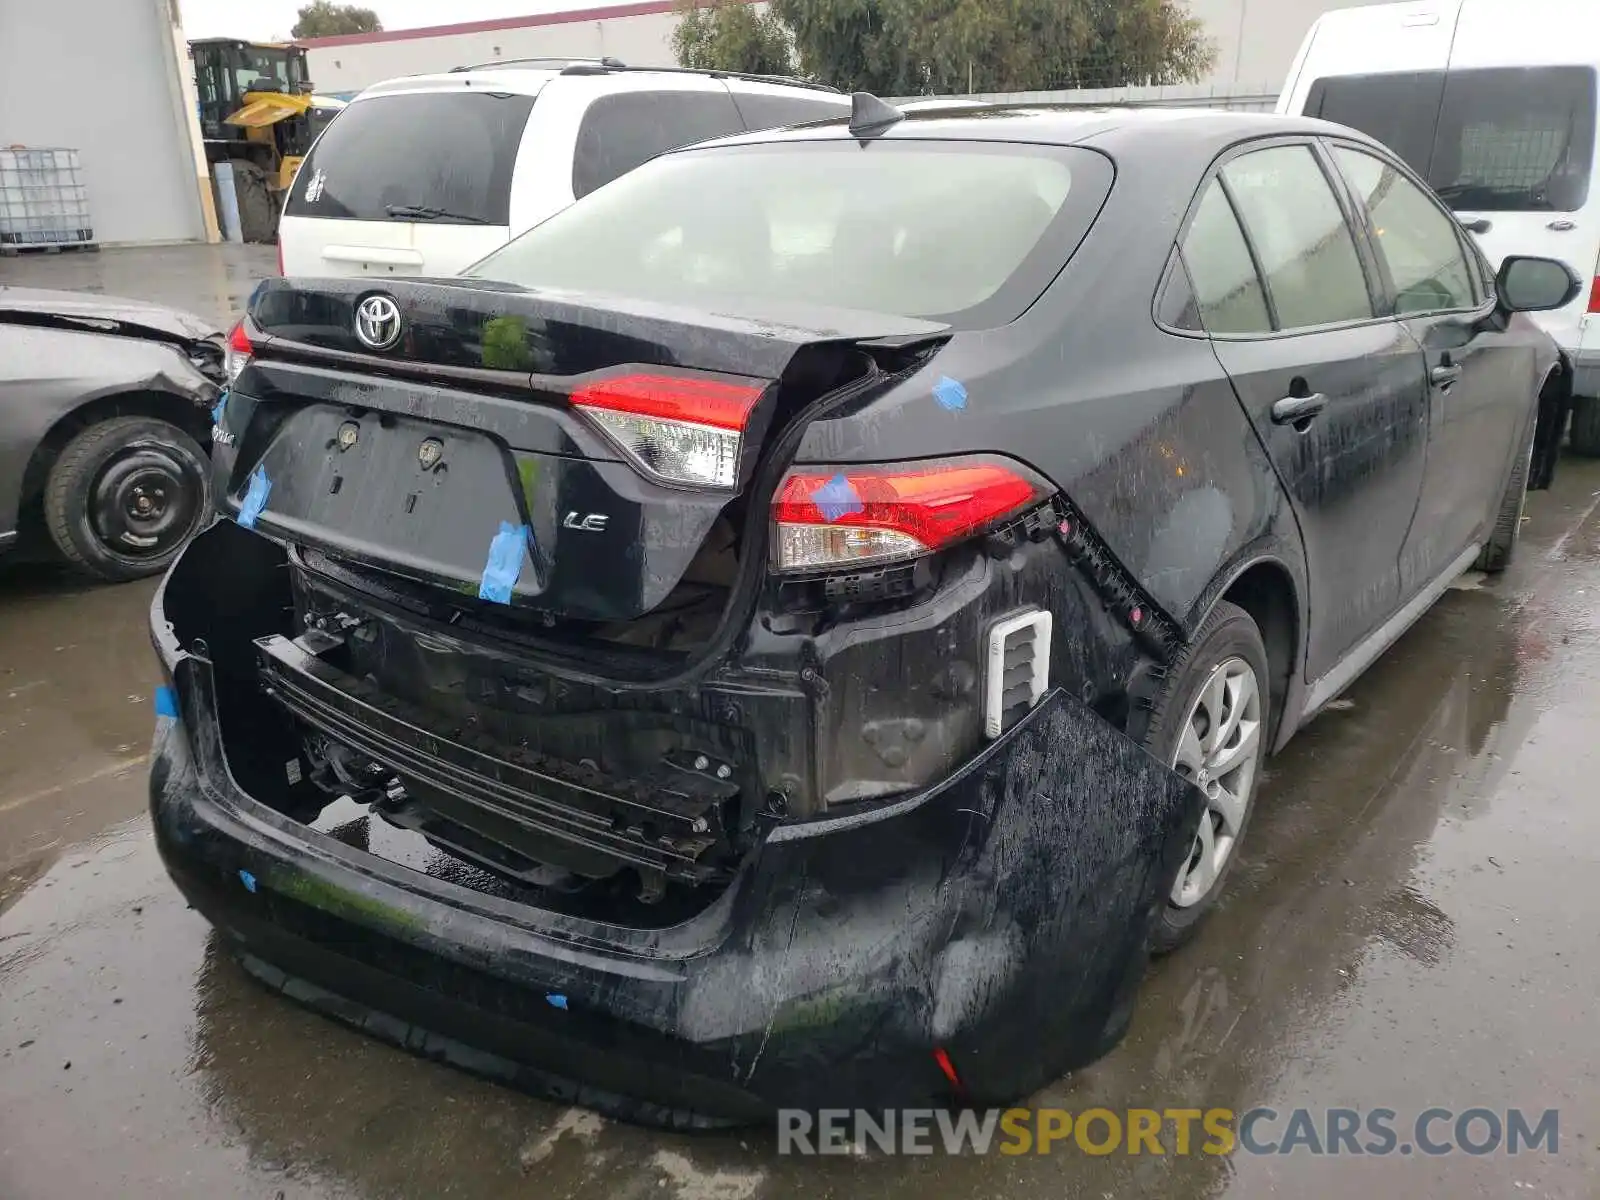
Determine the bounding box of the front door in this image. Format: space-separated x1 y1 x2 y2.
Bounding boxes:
1181 143 1431 680
1331 143 1531 591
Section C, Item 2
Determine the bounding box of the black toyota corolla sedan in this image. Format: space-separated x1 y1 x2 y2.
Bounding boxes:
147 100 1574 1126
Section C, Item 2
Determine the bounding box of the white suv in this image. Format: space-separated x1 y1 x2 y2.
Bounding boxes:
277 60 850 279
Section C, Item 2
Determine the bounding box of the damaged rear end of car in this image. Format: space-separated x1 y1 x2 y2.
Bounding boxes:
149 129 1204 1124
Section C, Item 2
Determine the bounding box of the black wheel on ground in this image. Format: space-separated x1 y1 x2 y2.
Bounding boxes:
1570 395 1600 456
43 416 211 583
1476 402 1538 574
1137 600 1270 955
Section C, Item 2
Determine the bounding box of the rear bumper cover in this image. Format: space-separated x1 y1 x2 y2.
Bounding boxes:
150 600 1202 1126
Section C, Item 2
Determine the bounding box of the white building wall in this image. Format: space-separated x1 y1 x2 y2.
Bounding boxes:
0 0 207 244
306 11 691 96
303 0 1397 102
1191 0 1393 89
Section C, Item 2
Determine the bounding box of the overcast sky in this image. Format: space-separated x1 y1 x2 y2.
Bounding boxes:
179 0 585 42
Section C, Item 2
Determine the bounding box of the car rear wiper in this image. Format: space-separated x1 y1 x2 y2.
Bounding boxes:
385 204 492 224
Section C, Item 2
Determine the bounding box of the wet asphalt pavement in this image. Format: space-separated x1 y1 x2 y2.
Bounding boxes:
4 246 1600 1198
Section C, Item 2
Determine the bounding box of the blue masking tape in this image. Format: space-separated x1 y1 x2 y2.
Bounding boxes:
933 376 968 412
478 521 528 604
211 389 228 425
237 464 271 528
546 993 568 1010
811 473 864 523
154 686 179 719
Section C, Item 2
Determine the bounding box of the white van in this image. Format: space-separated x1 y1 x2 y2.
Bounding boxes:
1279 0 1600 452
277 60 850 282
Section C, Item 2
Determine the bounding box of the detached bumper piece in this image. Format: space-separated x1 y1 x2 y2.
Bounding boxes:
256 632 737 888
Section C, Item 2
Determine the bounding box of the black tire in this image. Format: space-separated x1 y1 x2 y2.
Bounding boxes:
232 160 279 245
1138 600 1270 955
43 416 211 583
1476 404 1537 574
1571 395 1600 457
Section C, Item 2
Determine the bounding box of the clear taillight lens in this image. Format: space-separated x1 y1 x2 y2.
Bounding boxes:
572 373 767 489
224 320 253 385
771 456 1052 573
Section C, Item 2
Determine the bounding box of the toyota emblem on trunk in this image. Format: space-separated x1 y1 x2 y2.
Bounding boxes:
354 294 403 350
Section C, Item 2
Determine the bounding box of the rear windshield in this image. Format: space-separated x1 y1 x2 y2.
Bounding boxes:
1305 66 1597 212
466 141 1112 327
283 91 536 225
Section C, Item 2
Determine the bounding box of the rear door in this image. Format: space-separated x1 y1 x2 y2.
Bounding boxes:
278 86 537 278
1329 141 1527 588
1288 1 1459 120
1186 141 1431 680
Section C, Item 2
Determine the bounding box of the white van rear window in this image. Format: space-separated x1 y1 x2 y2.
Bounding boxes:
284 91 536 226
1306 66 1597 213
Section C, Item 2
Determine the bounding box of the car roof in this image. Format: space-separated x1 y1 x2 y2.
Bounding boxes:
690 105 1384 166
355 62 842 103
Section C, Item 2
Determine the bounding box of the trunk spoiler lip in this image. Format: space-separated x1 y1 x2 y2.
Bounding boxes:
247 276 954 355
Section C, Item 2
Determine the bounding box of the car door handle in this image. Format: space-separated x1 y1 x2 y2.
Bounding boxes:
1431 364 1463 388
1271 393 1327 425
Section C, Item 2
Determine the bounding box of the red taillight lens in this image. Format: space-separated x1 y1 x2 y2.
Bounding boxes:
224 320 253 384
1587 276 1600 314
771 456 1051 573
572 372 767 489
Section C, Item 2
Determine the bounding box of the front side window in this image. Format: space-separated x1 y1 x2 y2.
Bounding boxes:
1221 145 1374 330
471 141 1112 328
1334 147 1477 315
1306 67 1597 212
1179 181 1272 334
571 91 747 199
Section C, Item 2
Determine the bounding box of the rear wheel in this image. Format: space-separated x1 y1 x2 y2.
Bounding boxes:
1571 395 1600 456
1138 600 1270 954
43 416 210 583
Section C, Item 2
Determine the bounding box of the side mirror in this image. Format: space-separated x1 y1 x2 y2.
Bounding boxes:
1497 255 1583 314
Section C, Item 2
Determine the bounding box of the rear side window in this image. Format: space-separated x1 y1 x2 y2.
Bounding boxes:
471 141 1112 328
1221 145 1374 330
1334 147 1477 315
1306 67 1597 212
729 92 851 131
1178 181 1272 334
284 91 535 225
571 91 746 199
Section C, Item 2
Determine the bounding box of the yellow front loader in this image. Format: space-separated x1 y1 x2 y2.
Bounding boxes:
189 38 345 242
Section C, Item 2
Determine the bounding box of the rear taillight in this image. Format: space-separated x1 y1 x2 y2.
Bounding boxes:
572 372 766 489
771 456 1051 573
224 320 253 384
276 240 285 276
1588 276 1600 313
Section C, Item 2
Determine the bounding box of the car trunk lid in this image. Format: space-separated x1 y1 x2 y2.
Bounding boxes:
225 277 948 629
